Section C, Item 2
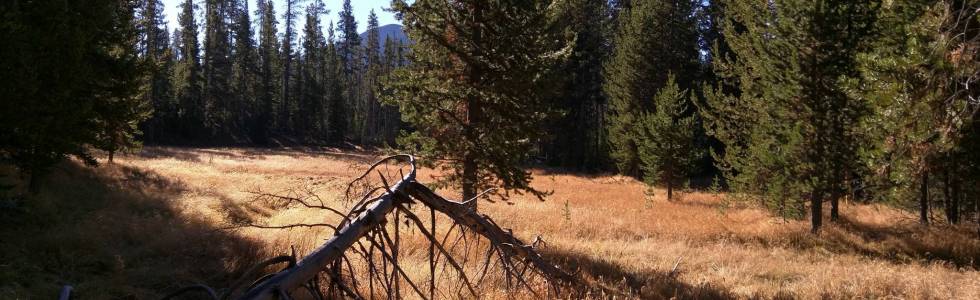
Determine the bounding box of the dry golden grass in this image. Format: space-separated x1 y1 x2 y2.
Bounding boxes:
2 146 979 299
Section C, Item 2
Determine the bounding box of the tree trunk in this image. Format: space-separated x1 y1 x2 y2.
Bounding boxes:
920 171 930 225
462 3 483 212
108 151 115 164
943 169 955 224
830 171 841 222
666 180 673 201
28 172 41 194
951 178 959 224
811 190 823 234
462 152 477 211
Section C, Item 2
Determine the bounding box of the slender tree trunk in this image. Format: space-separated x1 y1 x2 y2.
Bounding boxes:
462 152 477 211
951 177 960 224
920 171 930 225
666 180 673 201
28 171 41 194
830 170 841 222
461 2 482 212
811 190 823 234
943 168 954 224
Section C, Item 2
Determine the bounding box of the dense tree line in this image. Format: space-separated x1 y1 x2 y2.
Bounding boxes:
137 0 408 146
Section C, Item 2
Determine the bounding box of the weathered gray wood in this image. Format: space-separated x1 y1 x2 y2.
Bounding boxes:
239 172 414 300
402 182 577 284
238 154 575 299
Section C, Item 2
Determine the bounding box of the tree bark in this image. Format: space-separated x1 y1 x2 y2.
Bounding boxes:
943 169 955 224
666 180 673 201
920 171 930 225
951 177 959 224
461 2 483 212
462 151 478 211
811 190 823 234
830 170 841 222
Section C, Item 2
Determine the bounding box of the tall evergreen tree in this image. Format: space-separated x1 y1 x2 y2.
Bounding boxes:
325 21 347 143
703 0 879 232
337 0 363 141
542 0 614 171
361 9 384 144
603 0 701 177
230 0 258 140
139 0 176 143
203 0 234 136
379 35 404 145
299 0 328 140
280 0 305 132
254 0 280 144
387 0 571 208
174 0 206 141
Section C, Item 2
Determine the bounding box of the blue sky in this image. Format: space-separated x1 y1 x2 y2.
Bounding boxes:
160 0 401 34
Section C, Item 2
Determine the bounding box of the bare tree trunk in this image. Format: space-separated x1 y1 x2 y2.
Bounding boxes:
462 3 483 212
943 168 955 224
28 172 41 194
830 170 841 222
920 171 930 225
951 177 960 224
462 152 477 211
666 180 673 201
811 190 823 234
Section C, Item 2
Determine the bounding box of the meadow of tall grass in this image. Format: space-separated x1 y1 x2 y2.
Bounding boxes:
2 147 978 299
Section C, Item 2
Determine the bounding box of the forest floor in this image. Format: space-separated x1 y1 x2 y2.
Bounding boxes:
2 146 979 299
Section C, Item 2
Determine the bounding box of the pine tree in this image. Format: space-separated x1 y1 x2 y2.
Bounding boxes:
337 0 363 141
362 10 384 144
858 0 979 226
230 0 258 141
280 0 305 132
0 0 148 190
542 0 614 171
203 0 234 137
387 0 570 208
174 0 206 141
379 35 404 145
703 0 879 232
603 0 700 177
254 0 280 144
638 75 702 200
299 0 327 140
139 0 176 143
325 21 347 143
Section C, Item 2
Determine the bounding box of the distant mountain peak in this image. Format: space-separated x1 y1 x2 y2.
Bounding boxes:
359 24 409 49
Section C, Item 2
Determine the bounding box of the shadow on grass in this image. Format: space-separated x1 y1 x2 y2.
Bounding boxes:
817 214 980 268
717 211 980 269
0 161 266 299
542 249 738 299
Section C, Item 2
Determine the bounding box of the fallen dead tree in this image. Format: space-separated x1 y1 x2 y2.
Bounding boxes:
164 155 579 300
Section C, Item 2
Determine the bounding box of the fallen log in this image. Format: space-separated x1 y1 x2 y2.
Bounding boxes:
401 181 577 284
239 164 415 300
233 154 576 299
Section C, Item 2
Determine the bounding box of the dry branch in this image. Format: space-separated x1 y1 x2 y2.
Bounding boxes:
223 154 577 299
